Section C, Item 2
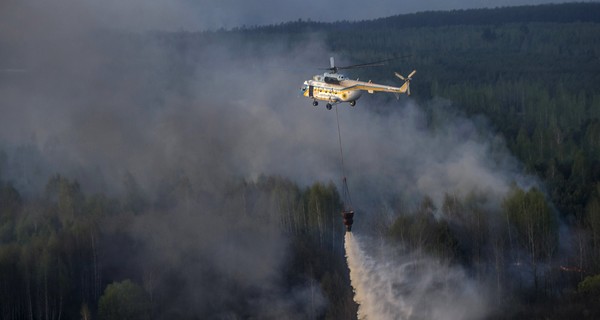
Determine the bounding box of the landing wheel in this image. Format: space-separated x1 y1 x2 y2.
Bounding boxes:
312 100 318 107
349 101 356 107
326 103 332 110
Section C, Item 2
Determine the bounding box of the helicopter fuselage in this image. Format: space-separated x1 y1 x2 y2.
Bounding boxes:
301 71 412 108
301 77 363 105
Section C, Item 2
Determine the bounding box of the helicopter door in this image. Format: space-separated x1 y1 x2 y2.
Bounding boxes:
308 85 314 97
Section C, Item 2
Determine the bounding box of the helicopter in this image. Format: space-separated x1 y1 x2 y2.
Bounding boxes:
300 57 416 110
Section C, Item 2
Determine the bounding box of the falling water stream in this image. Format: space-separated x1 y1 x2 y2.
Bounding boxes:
344 232 489 320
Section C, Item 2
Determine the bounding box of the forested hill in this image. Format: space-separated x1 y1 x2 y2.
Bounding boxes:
248 2 600 32
370 2 600 28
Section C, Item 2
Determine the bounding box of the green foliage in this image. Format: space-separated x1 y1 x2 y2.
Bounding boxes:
389 196 460 261
0 183 20 242
45 174 85 228
98 280 151 320
587 183 600 268
441 193 492 268
303 181 342 243
0 174 108 319
503 186 558 261
578 274 600 298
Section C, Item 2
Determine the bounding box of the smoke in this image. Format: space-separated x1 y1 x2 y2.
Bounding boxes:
1 1 535 202
1 2 333 318
345 233 490 320
120 196 327 318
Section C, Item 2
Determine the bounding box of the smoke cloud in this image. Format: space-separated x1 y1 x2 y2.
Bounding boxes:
333 99 537 212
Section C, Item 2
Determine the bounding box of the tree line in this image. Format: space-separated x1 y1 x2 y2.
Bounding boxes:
0 174 356 319
2 172 599 318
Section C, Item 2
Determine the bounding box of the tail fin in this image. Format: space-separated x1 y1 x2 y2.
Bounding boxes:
394 70 416 96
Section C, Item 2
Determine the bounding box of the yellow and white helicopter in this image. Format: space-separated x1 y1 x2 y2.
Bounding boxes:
301 57 416 109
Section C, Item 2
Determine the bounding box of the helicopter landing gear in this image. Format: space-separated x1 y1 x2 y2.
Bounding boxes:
326 103 332 110
349 100 356 107
312 100 318 106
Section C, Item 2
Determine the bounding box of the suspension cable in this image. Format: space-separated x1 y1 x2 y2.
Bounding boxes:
335 105 353 210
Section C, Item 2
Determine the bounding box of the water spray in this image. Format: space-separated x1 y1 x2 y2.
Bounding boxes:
344 233 490 320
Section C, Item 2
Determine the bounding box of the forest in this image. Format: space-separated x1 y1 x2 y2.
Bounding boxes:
1 2 600 319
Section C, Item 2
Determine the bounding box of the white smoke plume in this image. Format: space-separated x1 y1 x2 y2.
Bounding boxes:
345 233 490 320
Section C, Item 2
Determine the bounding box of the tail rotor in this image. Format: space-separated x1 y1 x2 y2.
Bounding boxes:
395 70 416 96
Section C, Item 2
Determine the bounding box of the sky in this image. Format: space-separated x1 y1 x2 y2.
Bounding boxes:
2 0 585 32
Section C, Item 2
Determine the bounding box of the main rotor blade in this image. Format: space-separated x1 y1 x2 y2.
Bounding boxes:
337 55 411 70
319 55 411 72
337 58 394 70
